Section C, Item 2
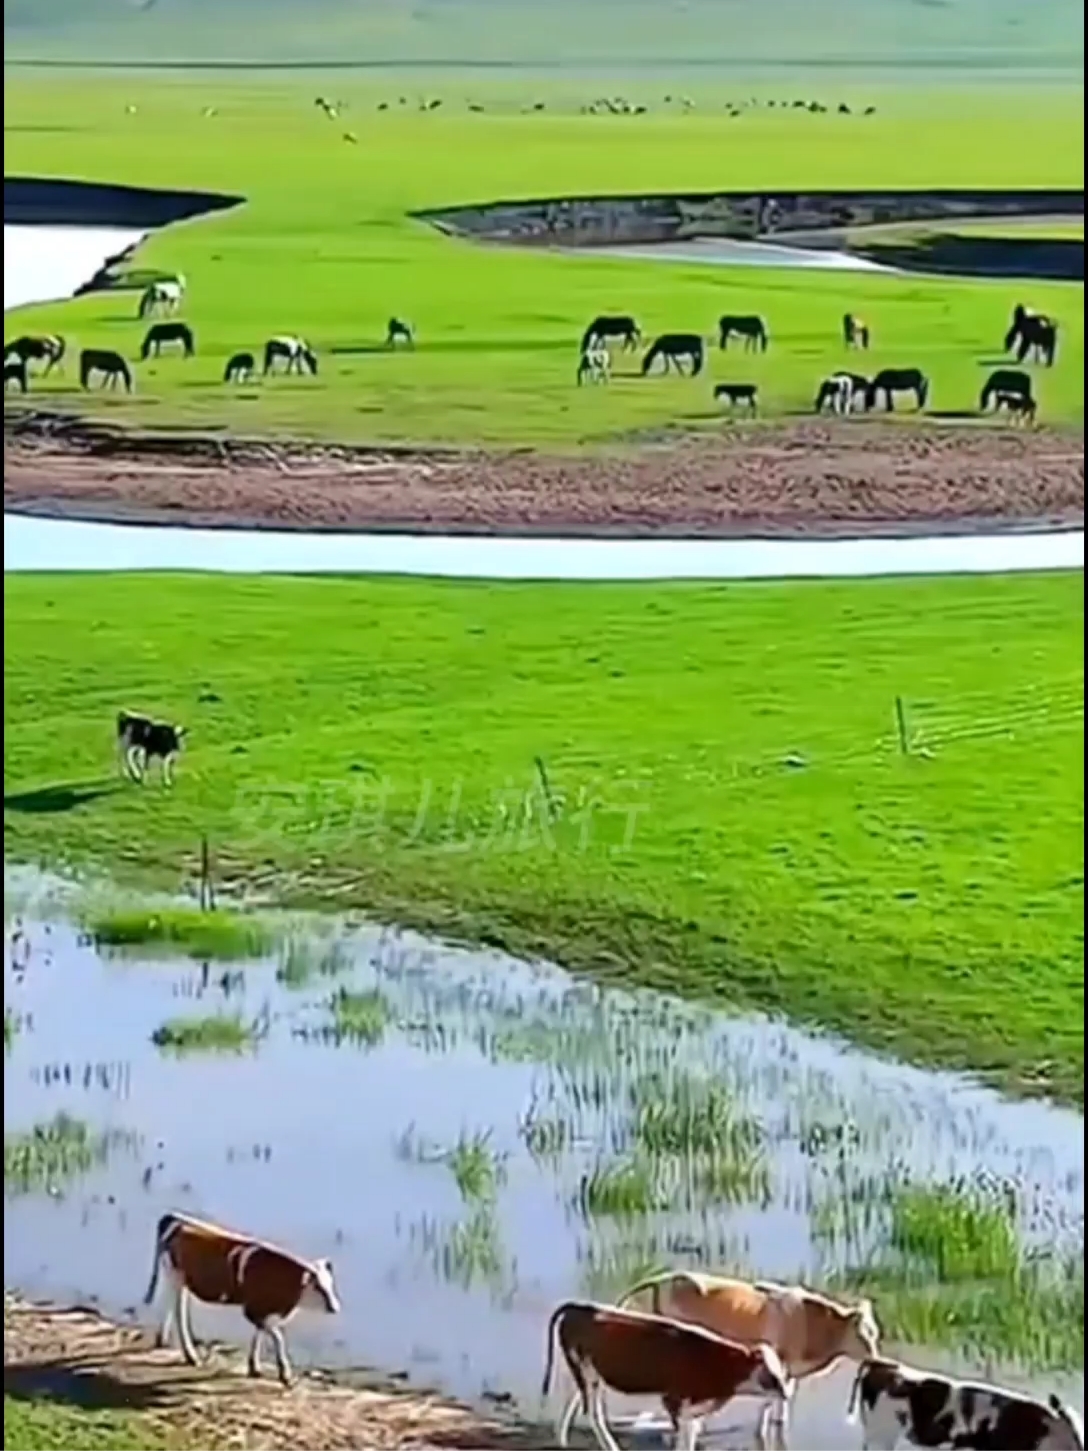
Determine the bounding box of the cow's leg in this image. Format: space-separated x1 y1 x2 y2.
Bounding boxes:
556 1390 581 1447
247 1323 266 1378
586 1379 622 1451
162 752 176 788
265 1319 294 1387
156 1272 179 1348
175 1284 200 1365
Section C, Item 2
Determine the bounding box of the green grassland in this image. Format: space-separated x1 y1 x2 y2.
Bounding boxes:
4 76 1084 445
5 570 1083 1103
3 1396 178 1451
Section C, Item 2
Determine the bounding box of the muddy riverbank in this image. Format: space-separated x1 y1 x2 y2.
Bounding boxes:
5 412 1084 541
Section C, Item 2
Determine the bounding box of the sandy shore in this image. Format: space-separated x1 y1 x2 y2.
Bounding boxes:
4 1293 554 1450
4 412 1084 539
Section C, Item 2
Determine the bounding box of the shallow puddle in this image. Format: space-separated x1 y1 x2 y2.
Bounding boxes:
4 869 1083 1444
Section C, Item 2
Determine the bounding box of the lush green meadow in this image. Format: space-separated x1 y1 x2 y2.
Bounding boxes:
4 76 1084 444
5 569 1083 1102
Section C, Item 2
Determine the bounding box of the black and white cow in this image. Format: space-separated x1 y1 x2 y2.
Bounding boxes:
117 710 187 787
849 1358 1085 1451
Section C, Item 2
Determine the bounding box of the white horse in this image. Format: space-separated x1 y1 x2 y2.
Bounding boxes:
263 336 318 376
577 342 611 386
138 276 186 320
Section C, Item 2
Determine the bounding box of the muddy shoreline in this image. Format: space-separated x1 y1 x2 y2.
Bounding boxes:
4 1294 554 1449
4 411 1084 541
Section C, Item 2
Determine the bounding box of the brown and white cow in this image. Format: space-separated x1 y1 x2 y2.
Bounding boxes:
848 1358 1085 1450
618 1270 880 1447
541 1299 794 1451
144 1211 341 1385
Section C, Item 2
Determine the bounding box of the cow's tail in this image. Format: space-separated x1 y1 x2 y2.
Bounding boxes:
144 1212 178 1305
541 1302 567 1398
846 1360 869 1424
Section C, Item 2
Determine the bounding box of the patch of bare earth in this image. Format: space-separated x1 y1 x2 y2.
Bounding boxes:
3 413 1083 538
3 1295 551 1450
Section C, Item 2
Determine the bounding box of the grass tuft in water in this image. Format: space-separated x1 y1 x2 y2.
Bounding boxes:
151 1013 259 1054
276 935 352 989
85 905 272 961
4 1007 21 1050
579 1157 663 1219
4 1114 134 1194
445 1129 508 1204
329 986 391 1046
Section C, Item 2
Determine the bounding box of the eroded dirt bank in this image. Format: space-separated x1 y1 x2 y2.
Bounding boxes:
3 1295 552 1450
4 412 1084 539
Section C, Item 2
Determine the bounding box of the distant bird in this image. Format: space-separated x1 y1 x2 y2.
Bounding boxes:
343 131 358 145
315 96 339 120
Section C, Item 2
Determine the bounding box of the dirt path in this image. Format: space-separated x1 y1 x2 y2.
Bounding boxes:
4 412 1083 539
4 1295 554 1450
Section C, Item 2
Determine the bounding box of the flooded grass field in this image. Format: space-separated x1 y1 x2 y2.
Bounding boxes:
4 867 1084 1445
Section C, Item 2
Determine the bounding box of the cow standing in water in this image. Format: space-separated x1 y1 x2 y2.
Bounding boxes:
619 1270 880 1449
144 1211 341 1385
542 1299 794 1451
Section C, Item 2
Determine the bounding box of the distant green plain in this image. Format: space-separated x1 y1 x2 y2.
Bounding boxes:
5 570 1083 1104
4 76 1084 444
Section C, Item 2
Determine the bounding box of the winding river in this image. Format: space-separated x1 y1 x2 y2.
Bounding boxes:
3 222 1083 581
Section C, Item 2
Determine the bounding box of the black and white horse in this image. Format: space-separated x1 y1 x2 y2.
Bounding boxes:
642 333 705 377
718 315 769 352
138 277 186 320
581 315 642 353
263 337 318 376
576 343 611 386
117 711 187 787
866 367 928 412
224 351 256 384
5 334 66 375
816 372 868 415
81 349 133 392
140 322 195 360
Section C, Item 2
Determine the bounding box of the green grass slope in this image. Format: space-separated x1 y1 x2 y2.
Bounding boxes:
4 78 1084 445
5 570 1083 1103
5 0 1084 70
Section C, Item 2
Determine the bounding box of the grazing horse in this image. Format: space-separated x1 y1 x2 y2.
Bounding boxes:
386 317 414 348
144 1211 341 1385
993 391 1038 425
980 368 1033 412
577 343 611 386
718 315 769 353
80 349 133 393
138 277 186 320
816 372 868 415
542 1300 794 1451
263 337 318 376
642 333 705 377
4 357 29 392
581 315 642 353
140 322 195 360
842 314 870 349
5 334 66 375
224 351 256 384
1005 305 1058 366
714 382 758 415
866 367 928 412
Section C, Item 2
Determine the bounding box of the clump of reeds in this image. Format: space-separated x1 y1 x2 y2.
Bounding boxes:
329 987 391 1047
4 1113 130 1194
85 905 272 961
151 1013 259 1054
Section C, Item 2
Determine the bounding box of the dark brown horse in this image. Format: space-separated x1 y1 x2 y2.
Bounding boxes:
5 334 66 375
140 322 195 360
866 368 929 412
642 333 705 376
980 369 1033 412
1004 305 1058 367
581 315 641 353
718 315 768 352
81 348 133 392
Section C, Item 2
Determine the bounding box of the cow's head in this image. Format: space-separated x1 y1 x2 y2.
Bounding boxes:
301 1257 341 1314
842 1297 881 1362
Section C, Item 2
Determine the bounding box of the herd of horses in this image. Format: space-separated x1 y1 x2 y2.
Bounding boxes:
4 284 1059 427
573 304 1056 422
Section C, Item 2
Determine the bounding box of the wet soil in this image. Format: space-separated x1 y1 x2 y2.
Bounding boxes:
4 412 1083 539
3 1296 552 1450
